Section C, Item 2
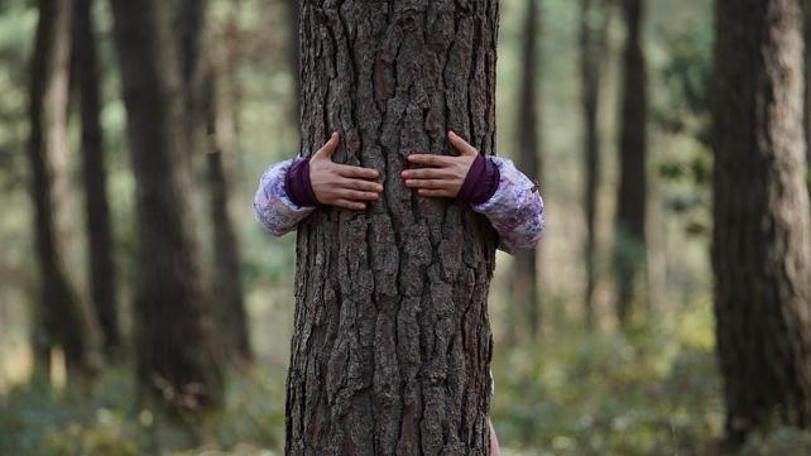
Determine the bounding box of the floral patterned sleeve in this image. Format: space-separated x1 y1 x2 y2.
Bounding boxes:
253 158 316 236
471 156 545 254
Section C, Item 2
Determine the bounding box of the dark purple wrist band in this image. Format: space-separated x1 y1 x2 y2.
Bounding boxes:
286 158 319 207
456 155 500 205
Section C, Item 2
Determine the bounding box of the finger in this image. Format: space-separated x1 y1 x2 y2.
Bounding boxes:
338 189 380 201
312 132 341 160
340 178 384 192
335 164 380 179
407 154 454 167
400 168 445 179
334 198 367 211
448 131 479 157
404 179 448 190
418 188 454 198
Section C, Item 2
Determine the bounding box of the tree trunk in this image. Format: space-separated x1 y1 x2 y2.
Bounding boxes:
579 0 609 329
511 0 541 339
287 1 500 454
109 0 224 413
614 0 647 327
177 0 207 142
204 66 253 364
72 0 120 357
28 0 101 382
712 0 811 445
177 0 253 365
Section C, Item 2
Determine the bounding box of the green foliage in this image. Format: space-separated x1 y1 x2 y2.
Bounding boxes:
0 367 287 455
741 428 811 455
652 10 714 239
490 300 723 455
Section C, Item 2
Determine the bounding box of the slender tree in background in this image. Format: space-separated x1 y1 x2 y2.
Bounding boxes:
27 0 101 383
712 0 811 445
177 0 252 364
203 63 252 364
109 0 224 413
287 0 499 452
613 0 647 327
512 0 541 339
579 0 610 329
72 0 120 357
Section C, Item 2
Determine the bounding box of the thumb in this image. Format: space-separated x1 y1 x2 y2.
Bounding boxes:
312 132 341 161
448 131 478 157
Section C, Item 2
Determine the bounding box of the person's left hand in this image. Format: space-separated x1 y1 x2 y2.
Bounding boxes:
401 131 479 198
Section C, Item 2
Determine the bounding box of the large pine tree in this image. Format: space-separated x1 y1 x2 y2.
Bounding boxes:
286 1 500 453
712 0 811 444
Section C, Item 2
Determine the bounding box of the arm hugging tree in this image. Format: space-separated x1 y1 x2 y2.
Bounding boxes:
286 1 501 453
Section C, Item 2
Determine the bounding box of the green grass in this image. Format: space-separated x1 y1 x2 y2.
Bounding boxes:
3 300 811 455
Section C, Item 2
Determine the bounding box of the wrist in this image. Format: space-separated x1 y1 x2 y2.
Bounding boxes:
286 158 320 207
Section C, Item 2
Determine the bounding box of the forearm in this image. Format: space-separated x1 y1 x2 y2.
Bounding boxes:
253 157 316 236
471 156 545 253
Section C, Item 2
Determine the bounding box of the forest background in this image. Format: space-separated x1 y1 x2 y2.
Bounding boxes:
0 0 805 454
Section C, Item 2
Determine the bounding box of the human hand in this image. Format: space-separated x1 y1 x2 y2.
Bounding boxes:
309 132 383 210
400 131 479 198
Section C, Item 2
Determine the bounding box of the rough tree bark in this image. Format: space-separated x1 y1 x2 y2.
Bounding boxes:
287 1 500 454
177 0 253 364
579 0 609 329
712 0 811 445
109 0 224 412
614 0 647 327
511 0 541 339
72 0 120 357
28 0 101 382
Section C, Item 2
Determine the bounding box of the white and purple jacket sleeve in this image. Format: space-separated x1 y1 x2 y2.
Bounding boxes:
254 155 545 253
471 156 545 254
253 158 315 236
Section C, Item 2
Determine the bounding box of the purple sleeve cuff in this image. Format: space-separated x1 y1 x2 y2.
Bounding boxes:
456 155 501 205
285 158 319 207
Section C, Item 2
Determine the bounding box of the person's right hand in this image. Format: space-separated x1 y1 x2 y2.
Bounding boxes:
309 132 383 210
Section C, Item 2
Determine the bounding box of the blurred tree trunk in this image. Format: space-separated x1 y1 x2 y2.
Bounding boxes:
177 0 206 142
177 0 252 365
110 0 224 413
712 0 811 445
579 0 610 329
613 0 647 328
28 0 101 383
72 0 120 357
287 1 499 453
511 0 541 339
203 69 252 364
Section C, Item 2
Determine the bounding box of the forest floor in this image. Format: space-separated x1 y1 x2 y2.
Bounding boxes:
2 300 811 455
